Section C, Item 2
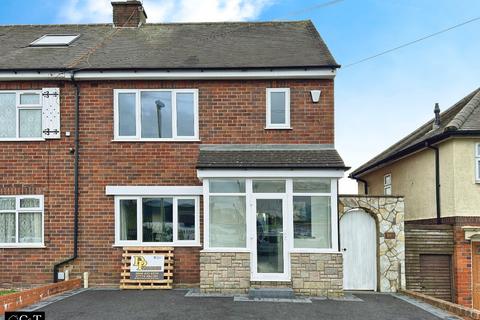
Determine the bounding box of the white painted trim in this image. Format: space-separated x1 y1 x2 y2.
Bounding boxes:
114 195 201 247
266 88 291 129
106 185 203 196
198 169 345 179
0 69 336 81
113 89 199 141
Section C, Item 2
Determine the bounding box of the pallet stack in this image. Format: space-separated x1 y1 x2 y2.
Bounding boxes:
120 246 174 289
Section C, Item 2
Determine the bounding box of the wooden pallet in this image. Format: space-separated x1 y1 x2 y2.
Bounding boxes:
120 247 174 290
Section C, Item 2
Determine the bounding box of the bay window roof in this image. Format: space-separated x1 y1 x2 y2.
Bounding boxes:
197 144 348 170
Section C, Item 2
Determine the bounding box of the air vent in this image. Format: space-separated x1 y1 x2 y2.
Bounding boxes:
30 34 80 47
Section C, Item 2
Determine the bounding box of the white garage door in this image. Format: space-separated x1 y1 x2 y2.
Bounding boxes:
340 209 377 290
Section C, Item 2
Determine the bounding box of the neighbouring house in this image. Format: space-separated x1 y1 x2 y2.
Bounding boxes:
0 1 405 296
350 88 480 307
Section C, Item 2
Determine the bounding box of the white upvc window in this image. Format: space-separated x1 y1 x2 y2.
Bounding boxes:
114 195 200 246
266 88 290 129
0 195 44 248
384 174 392 195
0 91 43 140
114 89 199 141
476 143 480 182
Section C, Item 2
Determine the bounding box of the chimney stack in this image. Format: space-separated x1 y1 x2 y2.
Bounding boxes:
433 103 441 130
111 1 147 28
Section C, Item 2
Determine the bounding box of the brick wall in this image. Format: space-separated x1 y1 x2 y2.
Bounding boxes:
0 278 81 314
454 226 473 307
0 79 334 288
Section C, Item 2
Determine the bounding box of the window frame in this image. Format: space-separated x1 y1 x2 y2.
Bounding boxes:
204 178 248 252
476 143 480 183
113 89 199 142
202 177 338 254
384 173 392 195
0 195 45 248
0 90 44 141
265 88 291 129
114 195 200 247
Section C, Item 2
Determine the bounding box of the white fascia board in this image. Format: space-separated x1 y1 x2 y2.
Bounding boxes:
0 68 336 81
197 169 345 179
106 185 203 196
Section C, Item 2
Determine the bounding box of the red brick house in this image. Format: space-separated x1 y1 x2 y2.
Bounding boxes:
0 1 350 294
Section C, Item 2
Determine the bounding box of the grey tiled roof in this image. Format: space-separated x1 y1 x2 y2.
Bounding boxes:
0 21 338 70
351 88 480 177
197 145 347 169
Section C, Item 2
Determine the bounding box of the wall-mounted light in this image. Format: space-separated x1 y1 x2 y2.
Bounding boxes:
310 90 321 103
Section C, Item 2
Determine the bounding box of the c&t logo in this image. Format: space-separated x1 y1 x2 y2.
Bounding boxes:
5 311 45 320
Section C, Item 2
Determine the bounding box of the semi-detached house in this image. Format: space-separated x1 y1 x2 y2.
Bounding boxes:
0 1 349 295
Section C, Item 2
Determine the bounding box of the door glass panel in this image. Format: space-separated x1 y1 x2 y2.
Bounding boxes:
256 199 283 274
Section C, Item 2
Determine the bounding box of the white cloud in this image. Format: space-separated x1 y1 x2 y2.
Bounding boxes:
59 0 273 23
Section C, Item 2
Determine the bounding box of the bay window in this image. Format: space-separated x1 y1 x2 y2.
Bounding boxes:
114 89 199 141
115 196 199 246
0 195 44 247
0 91 43 140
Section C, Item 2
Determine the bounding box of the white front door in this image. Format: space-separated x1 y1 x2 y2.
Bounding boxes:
251 196 289 281
340 209 377 290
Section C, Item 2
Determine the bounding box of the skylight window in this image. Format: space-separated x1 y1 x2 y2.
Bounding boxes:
30 34 80 46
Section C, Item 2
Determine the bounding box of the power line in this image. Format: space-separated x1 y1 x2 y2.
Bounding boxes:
275 0 345 20
343 16 480 68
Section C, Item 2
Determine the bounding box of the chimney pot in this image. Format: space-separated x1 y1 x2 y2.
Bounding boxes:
433 103 441 130
112 1 147 28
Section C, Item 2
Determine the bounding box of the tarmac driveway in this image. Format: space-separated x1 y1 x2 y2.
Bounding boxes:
34 289 450 320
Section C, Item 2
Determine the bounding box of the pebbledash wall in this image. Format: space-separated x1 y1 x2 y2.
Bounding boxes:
339 195 406 292
0 79 334 288
199 252 343 297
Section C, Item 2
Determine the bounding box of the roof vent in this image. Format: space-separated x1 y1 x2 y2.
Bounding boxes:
433 103 441 130
30 34 80 46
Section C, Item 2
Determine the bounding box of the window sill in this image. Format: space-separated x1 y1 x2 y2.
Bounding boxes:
290 248 340 254
112 139 201 143
113 243 202 248
0 138 45 142
264 127 292 130
0 244 46 249
201 248 250 253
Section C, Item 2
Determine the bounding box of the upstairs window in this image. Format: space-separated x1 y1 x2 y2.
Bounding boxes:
30 34 80 46
114 89 199 141
0 91 42 139
266 88 290 129
384 174 392 195
476 143 480 182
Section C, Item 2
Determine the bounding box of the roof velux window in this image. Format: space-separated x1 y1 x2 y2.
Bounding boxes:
30 34 80 47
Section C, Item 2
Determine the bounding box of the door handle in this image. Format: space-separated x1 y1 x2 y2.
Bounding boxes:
342 248 347 252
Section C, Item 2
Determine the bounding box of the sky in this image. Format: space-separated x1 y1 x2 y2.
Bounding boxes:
1 0 479 193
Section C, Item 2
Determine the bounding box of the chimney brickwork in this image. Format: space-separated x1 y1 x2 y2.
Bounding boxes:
112 1 147 28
